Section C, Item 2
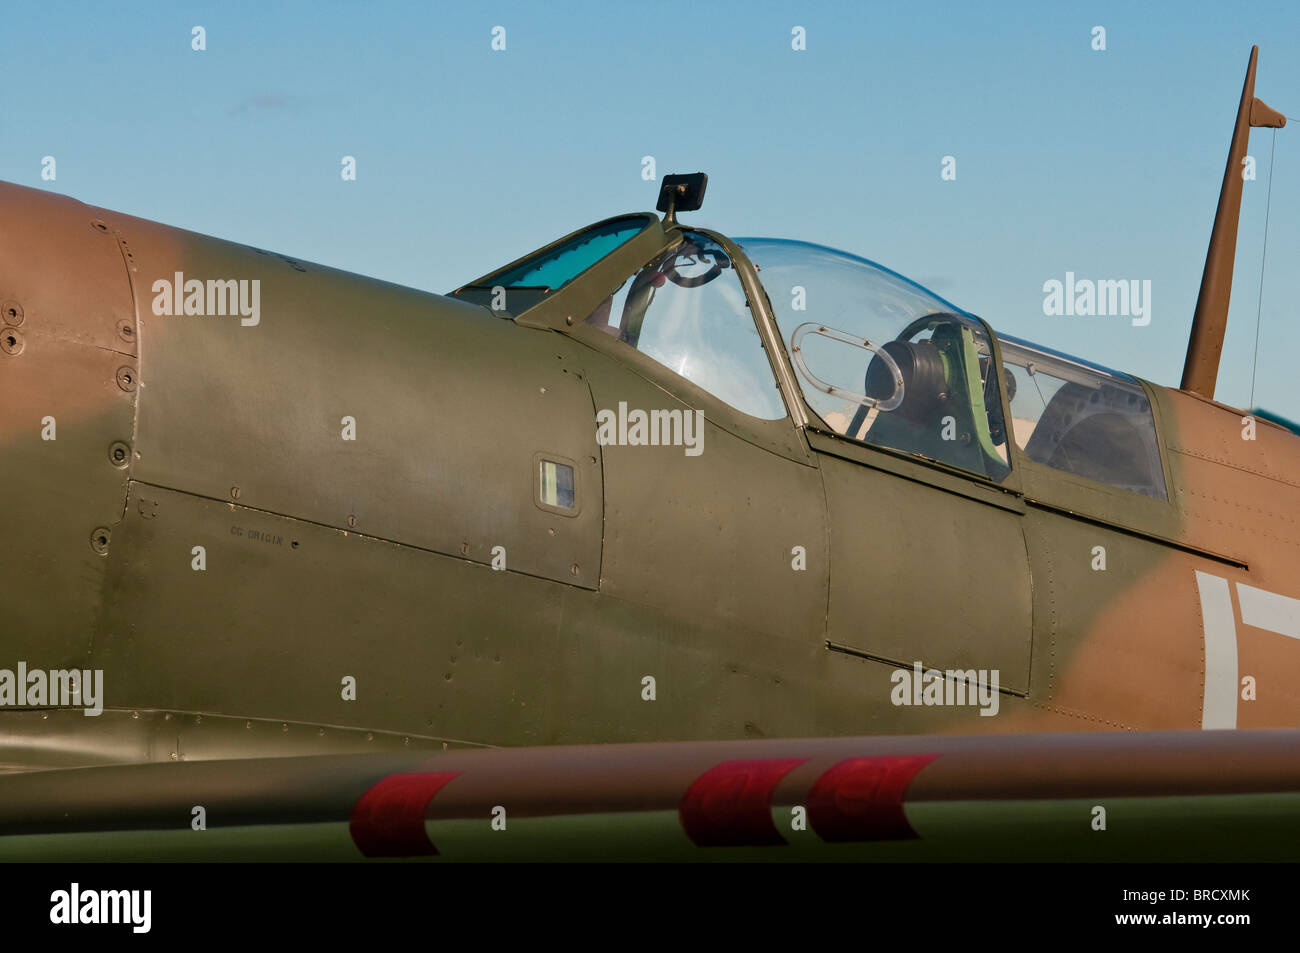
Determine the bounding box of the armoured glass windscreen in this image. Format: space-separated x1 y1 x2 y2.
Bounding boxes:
740 238 1011 481
584 233 786 421
998 335 1167 499
477 216 650 291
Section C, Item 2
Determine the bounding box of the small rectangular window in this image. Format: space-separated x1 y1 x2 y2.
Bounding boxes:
537 456 577 514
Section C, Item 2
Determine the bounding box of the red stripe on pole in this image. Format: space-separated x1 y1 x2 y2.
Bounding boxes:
350 772 460 857
807 754 937 842
680 758 806 847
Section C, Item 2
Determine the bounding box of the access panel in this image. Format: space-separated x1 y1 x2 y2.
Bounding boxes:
816 437 1033 694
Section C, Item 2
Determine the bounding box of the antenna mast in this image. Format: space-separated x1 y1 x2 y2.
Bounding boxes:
1181 46 1285 398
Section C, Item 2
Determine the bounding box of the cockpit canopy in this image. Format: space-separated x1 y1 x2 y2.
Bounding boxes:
454 217 1167 500
997 334 1165 499
739 238 1166 498
740 238 1013 482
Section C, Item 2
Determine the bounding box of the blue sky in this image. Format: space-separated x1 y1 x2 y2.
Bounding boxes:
5 1 1298 415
